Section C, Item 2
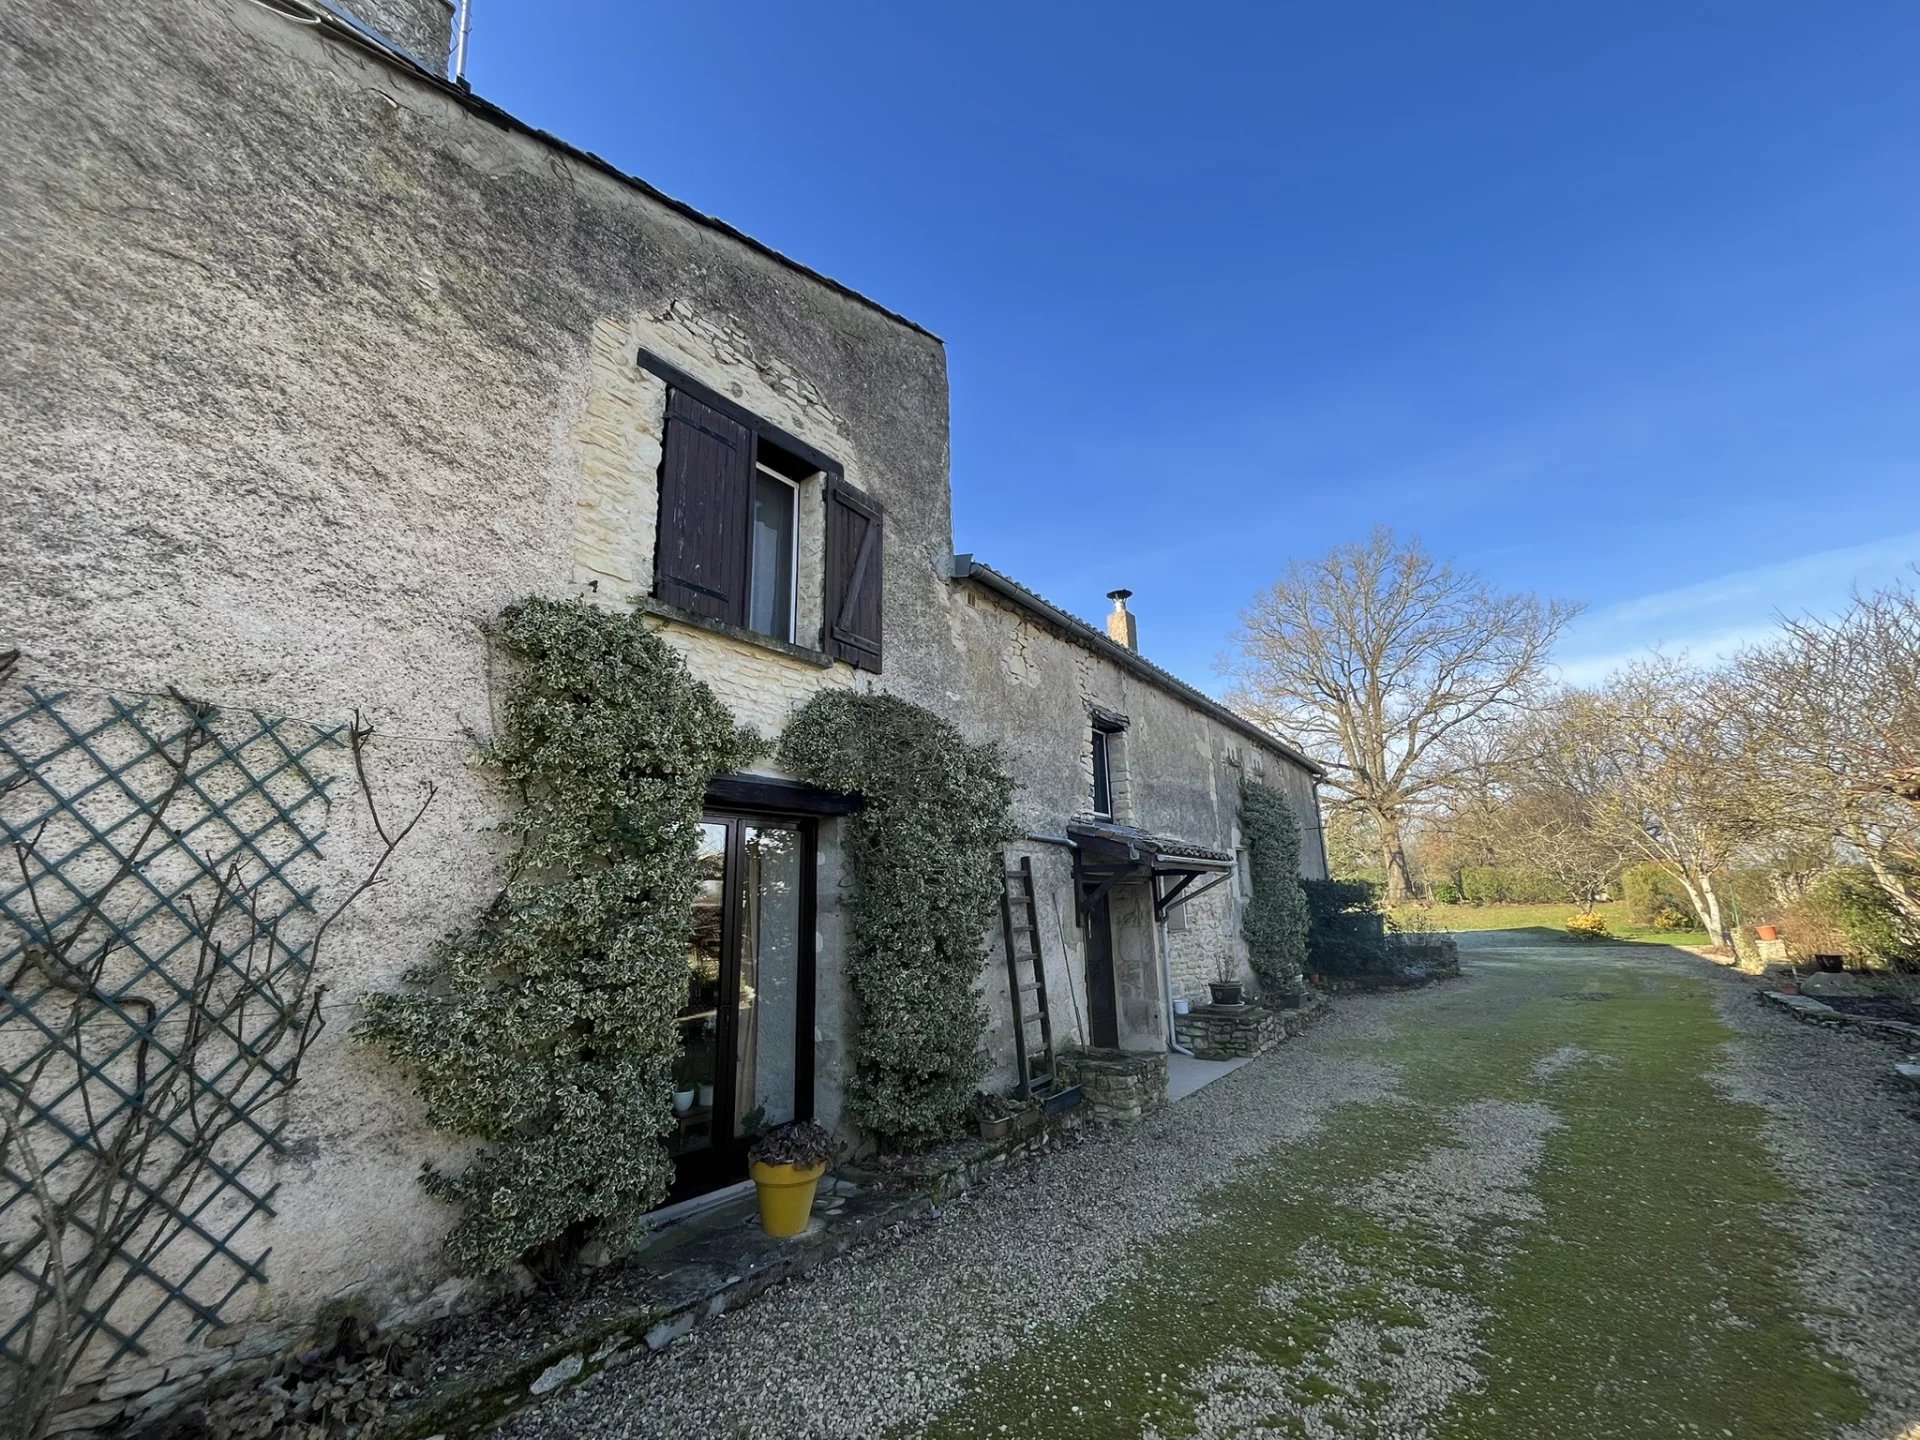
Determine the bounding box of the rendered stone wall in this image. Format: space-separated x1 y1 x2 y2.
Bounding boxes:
0 0 1329 1406
337 0 453 65
0 0 950 1391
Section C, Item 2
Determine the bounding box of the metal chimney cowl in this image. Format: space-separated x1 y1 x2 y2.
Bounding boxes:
1105 589 1138 651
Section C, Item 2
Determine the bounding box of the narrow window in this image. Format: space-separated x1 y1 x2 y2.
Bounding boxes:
1091 727 1113 818
746 435 815 644
748 465 798 642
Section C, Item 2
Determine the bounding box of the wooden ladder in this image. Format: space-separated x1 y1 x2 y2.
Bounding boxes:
1000 855 1056 1098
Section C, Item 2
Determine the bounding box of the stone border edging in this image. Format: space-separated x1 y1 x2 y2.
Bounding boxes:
1758 990 1920 1048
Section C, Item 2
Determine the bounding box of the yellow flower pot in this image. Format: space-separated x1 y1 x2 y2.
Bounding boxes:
749 1159 826 1237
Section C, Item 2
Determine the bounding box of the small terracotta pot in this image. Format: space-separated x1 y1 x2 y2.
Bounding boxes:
1754 925 1779 942
977 1115 1012 1142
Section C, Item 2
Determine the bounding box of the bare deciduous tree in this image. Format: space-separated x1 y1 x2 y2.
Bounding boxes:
1534 664 1759 951
1492 784 1627 914
1227 528 1576 902
1733 581 1920 947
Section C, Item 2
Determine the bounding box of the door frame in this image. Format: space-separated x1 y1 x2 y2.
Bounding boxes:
668 809 818 1202
1083 890 1119 1049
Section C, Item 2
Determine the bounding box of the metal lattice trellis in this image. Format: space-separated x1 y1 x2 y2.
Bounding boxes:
0 681 340 1370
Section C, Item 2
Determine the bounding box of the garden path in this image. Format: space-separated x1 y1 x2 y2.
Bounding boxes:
506 935 1920 1440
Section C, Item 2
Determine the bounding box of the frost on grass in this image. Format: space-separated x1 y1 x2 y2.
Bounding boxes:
1528 1044 1593 1083
1186 1249 1486 1440
1354 1099 1560 1240
1165 1100 1561 1440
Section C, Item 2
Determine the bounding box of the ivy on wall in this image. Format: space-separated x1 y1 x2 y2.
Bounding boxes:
1240 780 1311 996
779 691 1017 1140
360 598 761 1273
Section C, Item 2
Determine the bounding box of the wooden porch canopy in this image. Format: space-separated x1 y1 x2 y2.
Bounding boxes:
1068 821 1236 924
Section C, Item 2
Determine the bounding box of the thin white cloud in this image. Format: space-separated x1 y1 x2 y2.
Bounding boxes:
1553 530 1920 686
1552 623 1783 688
1593 529 1920 628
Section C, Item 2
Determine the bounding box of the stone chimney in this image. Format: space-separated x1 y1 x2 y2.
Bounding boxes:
1105 589 1138 651
335 0 458 74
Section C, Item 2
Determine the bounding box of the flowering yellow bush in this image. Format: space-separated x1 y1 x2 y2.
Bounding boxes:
1566 912 1612 941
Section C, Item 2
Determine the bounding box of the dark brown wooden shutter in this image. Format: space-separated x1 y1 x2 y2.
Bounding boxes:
655 388 751 624
824 476 884 672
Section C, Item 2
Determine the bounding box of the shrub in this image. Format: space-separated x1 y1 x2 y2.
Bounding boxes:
1392 904 1441 937
1458 865 1562 905
1780 867 1917 967
1239 782 1311 997
1302 878 1393 977
1431 879 1463 905
1565 912 1612 941
1621 863 1698 929
779 691 1017 1140
360 598 762 1273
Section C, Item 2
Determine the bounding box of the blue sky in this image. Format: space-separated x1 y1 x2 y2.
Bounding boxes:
466 2 1920 692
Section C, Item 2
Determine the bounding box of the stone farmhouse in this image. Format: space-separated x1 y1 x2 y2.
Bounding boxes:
0 0 1328 1409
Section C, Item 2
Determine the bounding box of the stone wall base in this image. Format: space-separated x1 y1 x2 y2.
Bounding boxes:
1056 1048 1168 1123
1175 1003 1283 1059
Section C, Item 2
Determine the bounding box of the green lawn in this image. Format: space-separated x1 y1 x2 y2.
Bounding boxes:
1391 899 1710 947
922 941 1865 1438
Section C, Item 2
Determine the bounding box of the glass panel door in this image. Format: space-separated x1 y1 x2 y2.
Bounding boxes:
735 822 803 1137
667 813 815 1202
669 821 729 1165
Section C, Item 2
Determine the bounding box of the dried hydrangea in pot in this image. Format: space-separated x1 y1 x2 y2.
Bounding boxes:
747 1120 840 1237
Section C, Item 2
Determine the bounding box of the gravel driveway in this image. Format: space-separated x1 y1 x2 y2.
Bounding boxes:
503 936 1920 1439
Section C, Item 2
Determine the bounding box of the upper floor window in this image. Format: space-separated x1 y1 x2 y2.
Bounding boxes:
747 446 808 642
1090 726 1113 818
643 350 885 670
1086 703 1128 821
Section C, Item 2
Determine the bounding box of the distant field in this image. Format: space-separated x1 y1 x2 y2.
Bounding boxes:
1390 900 1710 948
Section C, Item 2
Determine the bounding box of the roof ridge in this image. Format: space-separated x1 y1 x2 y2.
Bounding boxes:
951 555 1324 779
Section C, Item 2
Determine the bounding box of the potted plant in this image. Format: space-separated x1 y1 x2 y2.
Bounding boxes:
1012 1098 1044 1136
747 1119 839 1237
1275 976 1308 1010
1208 952 1245 1007
971 1091 1016 1142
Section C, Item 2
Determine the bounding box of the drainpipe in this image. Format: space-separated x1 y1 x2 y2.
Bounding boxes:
1155 900 1195 1057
